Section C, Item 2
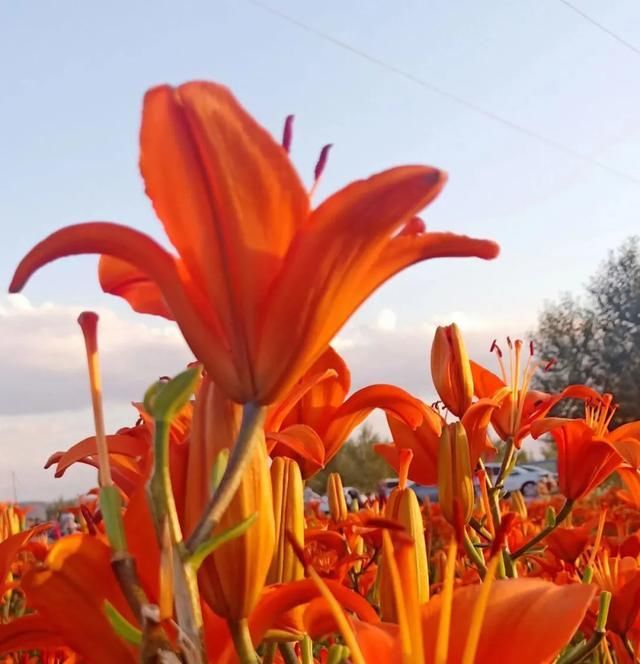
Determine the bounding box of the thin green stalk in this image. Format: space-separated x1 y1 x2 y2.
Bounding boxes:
147 419 204 662
187 403 267 553
559 592 610 664
624 636 640 664
469 517 493 541
301 635 314 664
229 619 259 664
463 530 487 578
511 499 575 560
494 439 516 490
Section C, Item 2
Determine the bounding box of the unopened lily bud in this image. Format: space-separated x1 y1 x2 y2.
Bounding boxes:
431 323 473 417
378 485 430 620
268 457 304 584
184 377 275 621
327 473 348 522
438 422 474 526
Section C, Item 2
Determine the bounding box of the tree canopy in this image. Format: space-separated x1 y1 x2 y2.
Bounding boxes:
532 236 640 424
307 425 394 494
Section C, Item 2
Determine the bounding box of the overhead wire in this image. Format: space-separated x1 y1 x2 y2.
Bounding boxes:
557 0 640 57
244 0 640 187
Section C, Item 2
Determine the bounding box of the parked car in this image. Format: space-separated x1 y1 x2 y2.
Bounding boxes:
377 478 439 503
483 462 551 497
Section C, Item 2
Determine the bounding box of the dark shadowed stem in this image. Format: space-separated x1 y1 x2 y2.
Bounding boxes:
262 642 278 664
278 642 300 664
469 517 493 541
511 499 575 560
187 403 266 553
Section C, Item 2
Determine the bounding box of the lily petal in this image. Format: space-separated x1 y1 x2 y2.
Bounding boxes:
422 578 595 664
98 255 172 318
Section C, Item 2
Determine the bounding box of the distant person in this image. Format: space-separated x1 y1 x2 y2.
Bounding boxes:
60 512 78 536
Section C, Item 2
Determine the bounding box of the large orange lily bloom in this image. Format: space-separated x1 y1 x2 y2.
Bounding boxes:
352 543 595 664
375 398 498 485
10 81 499 405
470 339 599 446
266 346 425 477
531 395 628 501
419 578 595 663
1 535 138 664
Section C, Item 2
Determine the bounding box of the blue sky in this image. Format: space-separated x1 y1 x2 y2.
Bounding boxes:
1 1 640 498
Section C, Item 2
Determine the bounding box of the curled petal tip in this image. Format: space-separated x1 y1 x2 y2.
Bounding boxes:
481 240 500 259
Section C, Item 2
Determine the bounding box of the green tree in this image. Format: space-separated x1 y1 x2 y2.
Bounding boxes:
532 236 640 425
307 425 394 494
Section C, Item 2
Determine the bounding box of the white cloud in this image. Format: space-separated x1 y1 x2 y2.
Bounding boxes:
0 295 543 499
375 308 397 332
0 402 140 501
0 295 192 415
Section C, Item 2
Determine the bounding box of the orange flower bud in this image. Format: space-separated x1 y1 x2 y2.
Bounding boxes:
378 486 430 621
268 457 304 584
327 473 348 522
184 377 275 621
431 323 473 417
438 422 474 526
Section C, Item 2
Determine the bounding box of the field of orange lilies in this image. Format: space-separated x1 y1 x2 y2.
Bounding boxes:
2 80 640 664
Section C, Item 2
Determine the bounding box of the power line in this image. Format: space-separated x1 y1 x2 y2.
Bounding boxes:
558 0 640 57
244 0 640 187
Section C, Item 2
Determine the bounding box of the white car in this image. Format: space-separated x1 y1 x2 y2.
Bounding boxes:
483 462 550 497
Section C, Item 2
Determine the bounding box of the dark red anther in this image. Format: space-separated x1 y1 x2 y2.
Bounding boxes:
314 144 333 182
529 341 535 356
490 339 503 358
506 336 513 349
543 358 557 372
282 114 294 153
81 504 97 536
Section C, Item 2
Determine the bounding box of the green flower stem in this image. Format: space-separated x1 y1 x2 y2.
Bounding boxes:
147 419 205 663
186 403 267 553
463 529 487 579
511 499 575 560
301 635 314 664
229 619 259 664
468 517 493 541
559 591 611 664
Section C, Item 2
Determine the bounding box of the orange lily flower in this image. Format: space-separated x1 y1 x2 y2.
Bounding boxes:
544 527 590 564
531 394 629 500
420 578 595 663
266 346 425 477
470 339 597 446
2 535 138 664
330 534 595 664
591 552 640 637
10 81 499 406
375 399 497 485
